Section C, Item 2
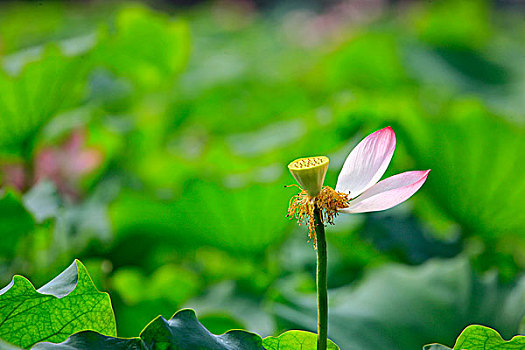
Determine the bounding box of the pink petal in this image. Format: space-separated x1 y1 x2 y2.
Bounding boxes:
335 127 396 197
69 150 103 175
339 170 430 214
65 130 85 153
35 149 60 180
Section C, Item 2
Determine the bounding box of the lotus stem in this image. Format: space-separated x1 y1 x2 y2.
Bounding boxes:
314 205 328 350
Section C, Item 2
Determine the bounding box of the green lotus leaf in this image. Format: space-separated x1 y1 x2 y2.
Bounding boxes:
140 309 263 350
111 179 292 256
0 190 34 257
0 45 91 156
400 104 525 244
398 103 525 278
31 331 144 350
94 5 189 89
263 330 340 350
273 258 525 350
0 260 116 348
29 308 263 350
424 325 525 350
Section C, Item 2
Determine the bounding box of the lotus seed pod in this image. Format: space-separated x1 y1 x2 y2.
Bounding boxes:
288 156 329 198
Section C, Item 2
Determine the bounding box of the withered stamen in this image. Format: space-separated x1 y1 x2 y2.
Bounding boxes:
287 186 350 244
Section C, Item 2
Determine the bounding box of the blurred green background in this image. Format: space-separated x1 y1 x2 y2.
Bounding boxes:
0 0 524 349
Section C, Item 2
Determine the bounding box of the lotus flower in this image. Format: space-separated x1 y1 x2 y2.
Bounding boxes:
335 126 430 214
287 126 429 350
287 127 430 236
35 129 103 199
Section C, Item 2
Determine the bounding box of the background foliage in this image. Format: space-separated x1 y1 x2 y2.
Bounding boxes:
0 0 524 349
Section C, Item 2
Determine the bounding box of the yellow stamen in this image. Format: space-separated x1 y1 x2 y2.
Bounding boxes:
287 186 350 243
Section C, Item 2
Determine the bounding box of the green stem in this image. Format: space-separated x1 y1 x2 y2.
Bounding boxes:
313 206 328 350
